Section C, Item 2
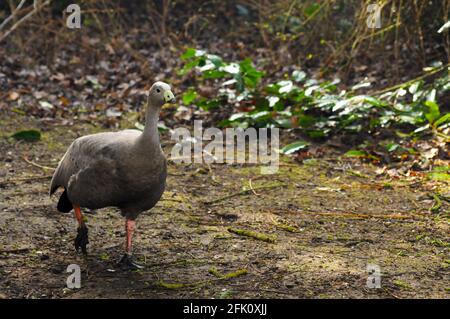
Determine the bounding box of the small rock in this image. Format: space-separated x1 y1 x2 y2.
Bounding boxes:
40 254 50 261
50 265 64 274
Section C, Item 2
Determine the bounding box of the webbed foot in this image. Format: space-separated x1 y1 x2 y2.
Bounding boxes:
74 226 89 254
118 254 144 270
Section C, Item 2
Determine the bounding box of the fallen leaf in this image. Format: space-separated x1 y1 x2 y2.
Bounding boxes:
39 101 54 110
8 91 19 101
59 96 70 107
106 109 122 117
11 129 41 142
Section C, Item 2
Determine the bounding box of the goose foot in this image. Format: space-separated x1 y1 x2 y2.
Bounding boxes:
119 254 144 270
74 226 89 254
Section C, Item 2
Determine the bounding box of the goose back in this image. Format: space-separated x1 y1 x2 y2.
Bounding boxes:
50 129 166 218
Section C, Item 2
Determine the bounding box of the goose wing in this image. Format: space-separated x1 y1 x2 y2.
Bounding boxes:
49 130 139 208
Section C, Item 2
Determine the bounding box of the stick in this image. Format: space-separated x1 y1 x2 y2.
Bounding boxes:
0 0 51 43
202 183 287 205
297 211 421 220
372 63 450 96
0 246 32 254
22 155 55 171
1 174 52 185
0 0 26 31
227 227 276 243
248 179 259 196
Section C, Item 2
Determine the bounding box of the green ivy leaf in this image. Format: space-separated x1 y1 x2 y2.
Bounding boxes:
182 89 197 105
278 80 294 94
297 115 316 128
250 111 271 119
11 129 41 142
304 3 320 17
424 101 440 124
229 113 248 121
280 141 310 154
307 130 326 138
239 58 264 88
197 98 220 111
434 113 450 127
221 63 240 74
157 122 169 132
181 48 196 60
207 54 223 67
177 59 200 75
363 96 386 107
408 81 421 94
292 70 306 82
386 143 399 152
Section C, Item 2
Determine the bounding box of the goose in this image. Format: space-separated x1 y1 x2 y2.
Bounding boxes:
50 81 175 269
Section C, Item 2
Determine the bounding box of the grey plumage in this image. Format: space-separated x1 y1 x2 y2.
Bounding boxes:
50 81 173 221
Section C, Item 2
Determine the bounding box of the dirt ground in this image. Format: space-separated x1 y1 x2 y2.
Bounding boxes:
0 114 449 299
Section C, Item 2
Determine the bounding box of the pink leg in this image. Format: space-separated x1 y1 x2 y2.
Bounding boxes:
119 218 143 269
74 205 85 227
125 218 135 255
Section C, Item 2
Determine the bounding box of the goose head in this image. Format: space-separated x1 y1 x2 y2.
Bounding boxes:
148 81 176 108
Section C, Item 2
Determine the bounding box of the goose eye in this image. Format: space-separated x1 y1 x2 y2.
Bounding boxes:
156 88 161 93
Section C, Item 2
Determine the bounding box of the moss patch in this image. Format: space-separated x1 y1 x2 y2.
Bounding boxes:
227 227 276 243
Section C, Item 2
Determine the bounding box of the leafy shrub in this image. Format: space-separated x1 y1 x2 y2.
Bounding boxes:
180 48 450 140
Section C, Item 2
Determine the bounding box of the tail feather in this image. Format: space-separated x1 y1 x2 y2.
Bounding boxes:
57 189 73 213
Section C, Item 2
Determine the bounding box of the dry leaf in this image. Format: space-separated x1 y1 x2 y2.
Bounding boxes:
8 91 19 101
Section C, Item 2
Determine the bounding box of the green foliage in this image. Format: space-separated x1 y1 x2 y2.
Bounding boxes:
280 141 309 154
179 48 450 140
345 150 367 158
11 129 41 142
304 3 321 17
178 49 264 93
182 88 197 105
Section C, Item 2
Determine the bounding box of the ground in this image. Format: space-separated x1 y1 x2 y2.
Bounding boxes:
0 114 449 299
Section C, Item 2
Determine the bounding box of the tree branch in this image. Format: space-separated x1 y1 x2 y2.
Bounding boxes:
0 0 51 43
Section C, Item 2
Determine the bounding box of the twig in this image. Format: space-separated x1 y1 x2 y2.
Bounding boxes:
202 183 287 205
298 211 421 220
248 178 259 196
22 155 55 171
0 246 32 254
228 227 276 243
371 63 450 96
231 287 297 297
434 131 450 142
1 174 52 185
429 193 442 213
168 172 184 176
0 0 51 43
156 267 248 290
0 0 26 31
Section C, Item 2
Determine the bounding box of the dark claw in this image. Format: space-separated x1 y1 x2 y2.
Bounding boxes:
118 254 144 270
74 226 89 254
